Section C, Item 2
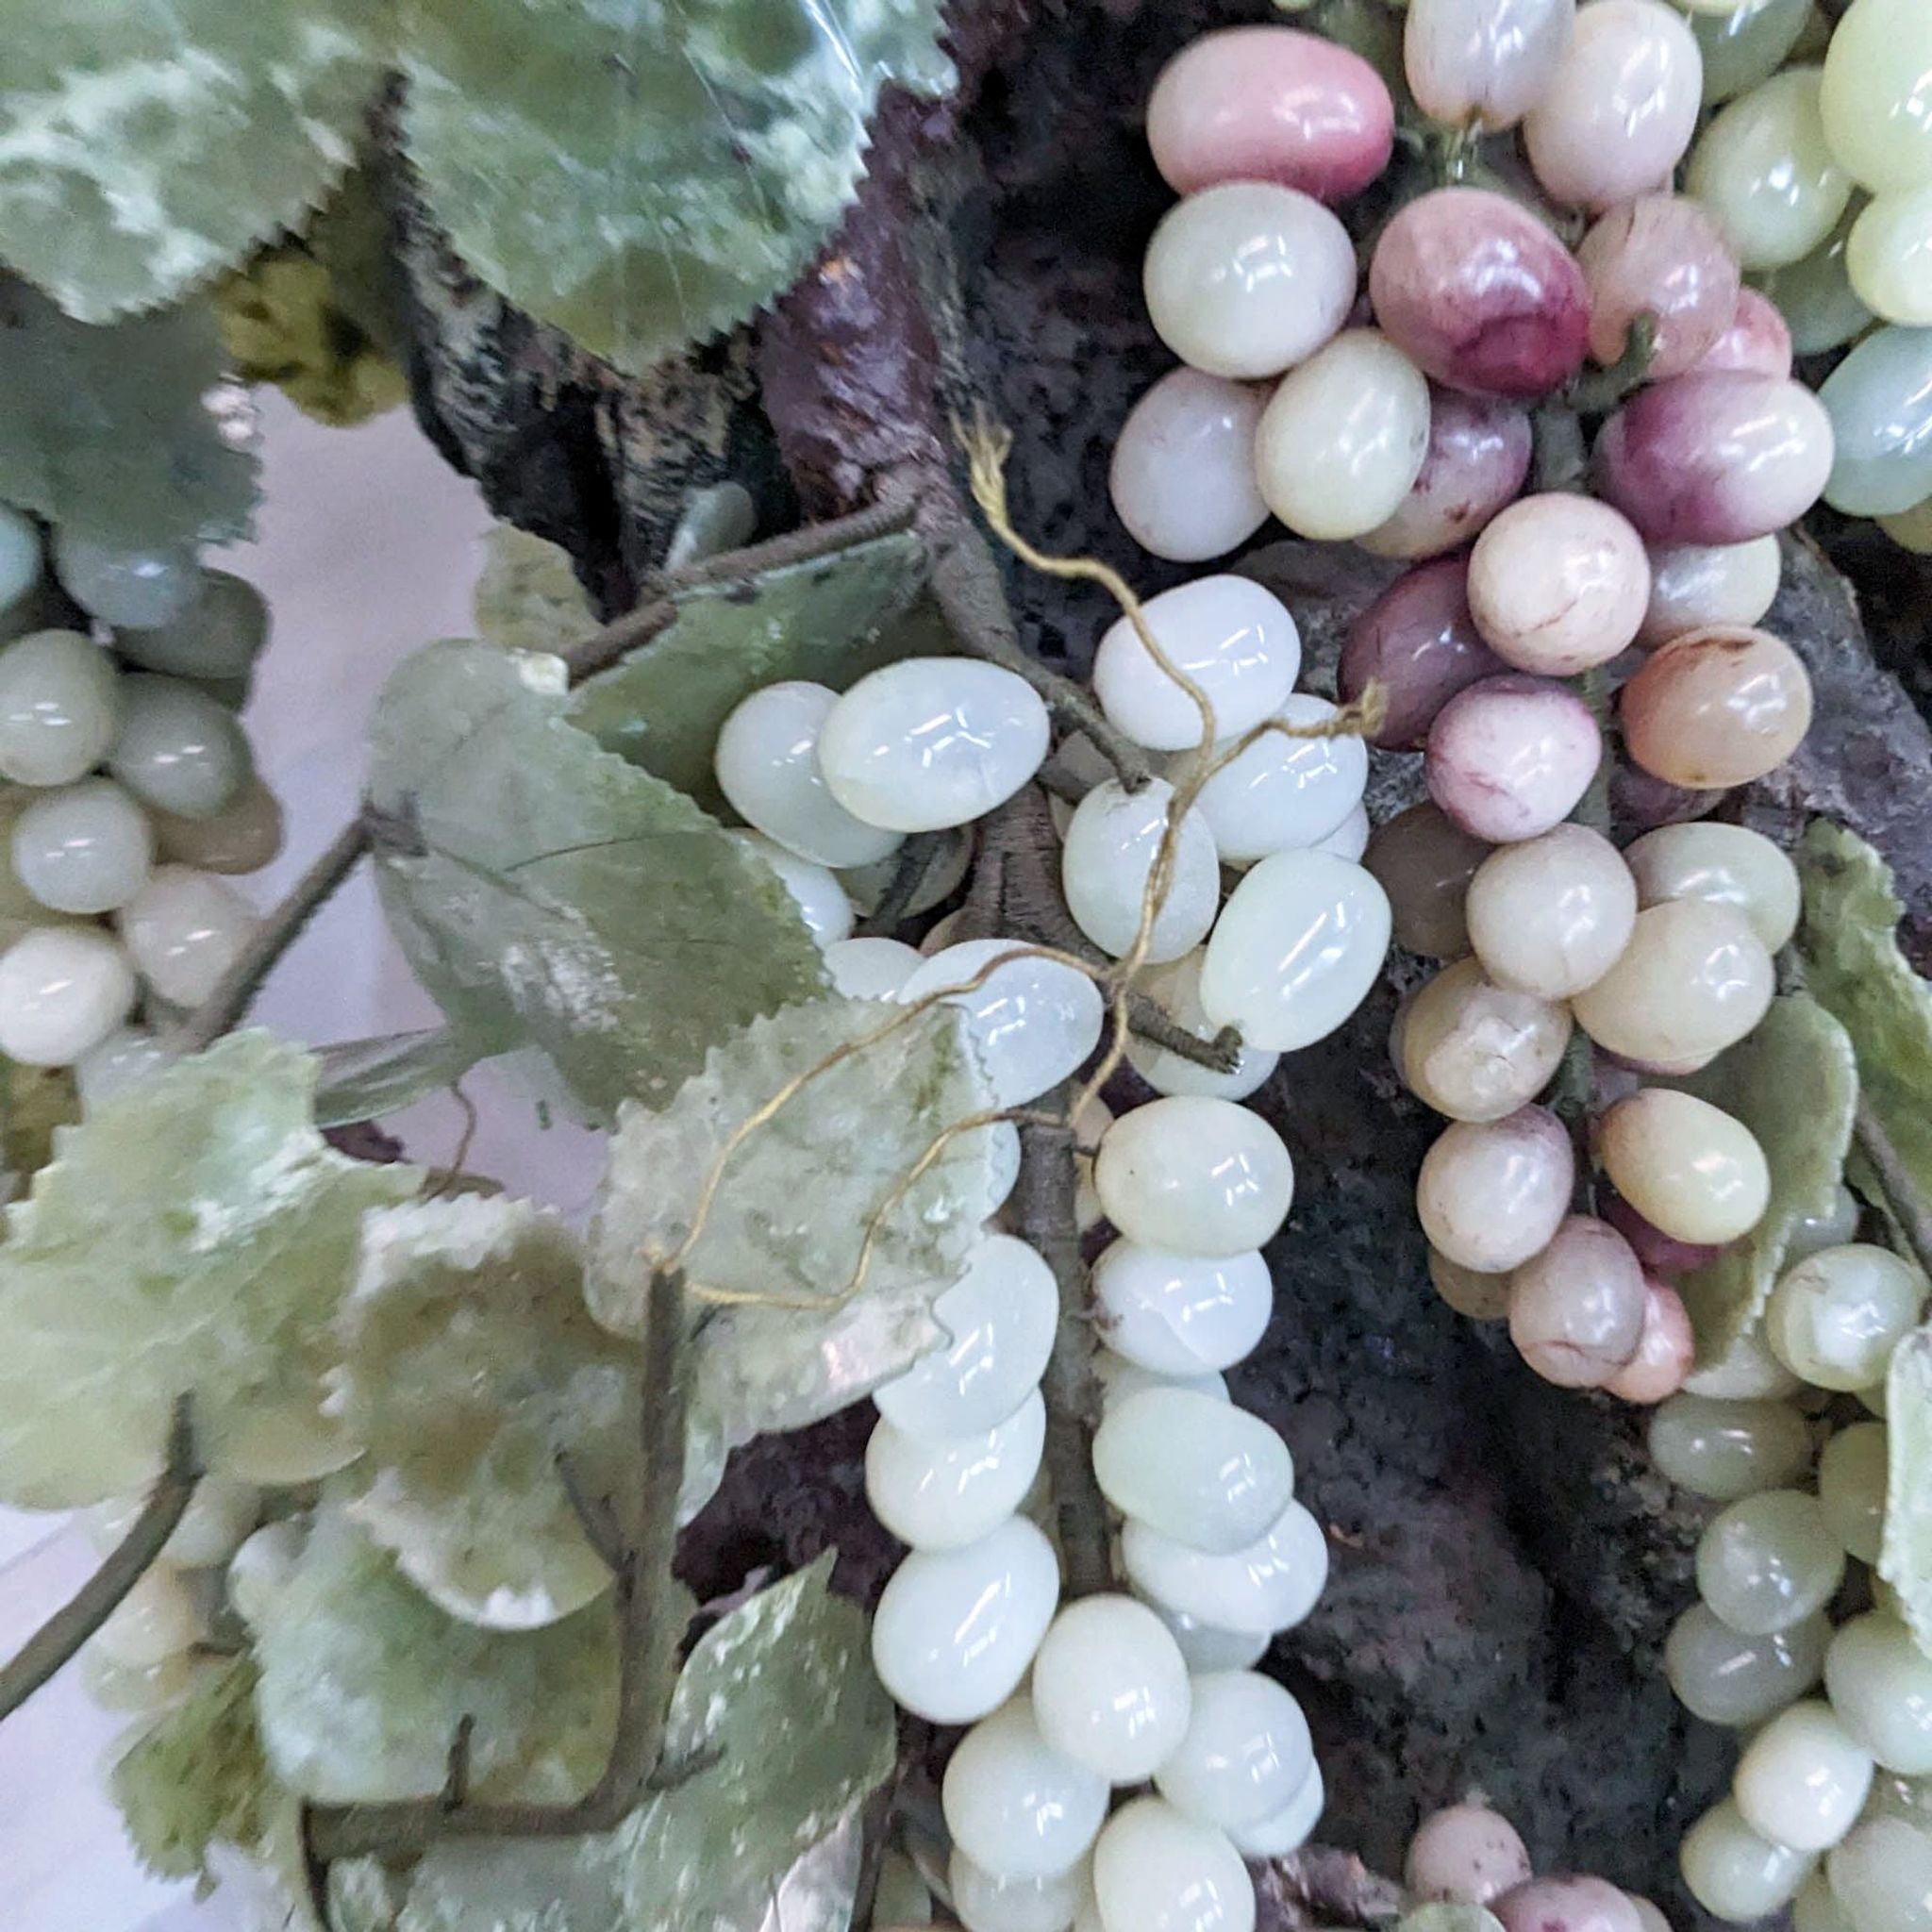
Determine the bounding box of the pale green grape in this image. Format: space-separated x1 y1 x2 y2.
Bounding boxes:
112 570 269 680
1692 0 1812 107
1681 1797 1817 1922
1819 0 1932 194
1696 1490 1845 1635
52 533 198 630
1825 1818 1932 1932
0 629 121 789
1821 325 1932 514
1666 1602 1829 1726
107 675 250 821
1848 187 1932 325
1733 1699 1874 1851
1794 1873 1859 1932
1690 68 1855 272
1824 1615 1932 1775
0 505 42 615
1648 1392 1813 1501
119 863 258 1007
1766 1243 1925 1391
1754 204 1876 353
73 1024 173 1110
11 776 154 915
1819 1422 1889 1563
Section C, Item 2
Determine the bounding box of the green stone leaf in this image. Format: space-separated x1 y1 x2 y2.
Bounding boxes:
589 991 1002 1518
366 640 828 1122
247 1501 620 1804
0 0 390 322
1400 1909 1506 1932
375 1556 893 1932
110 1657 275 1883
0 1032 420 1507
0 276 258 548
398 0 956 373
333 1194 637 1629
1674 994 1859 1361
1797 820 1932 1217
568 528 932 814
0 1056 78 1191
313 1027 481 1128
473 525 601 658
1884 1323 1932 1660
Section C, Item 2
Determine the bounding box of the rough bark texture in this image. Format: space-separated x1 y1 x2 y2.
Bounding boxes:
382 0 1932 1916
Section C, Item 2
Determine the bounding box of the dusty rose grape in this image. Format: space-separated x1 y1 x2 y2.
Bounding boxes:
1368 188 1592 399
1363 802 1491 958
1609 762 1725 832
1575 195 1741 376
1406 1801 1534 1904
1401 956 1573 1123
1620 625 1813 789
1340 557 1507 749
1593 373 1837 543
1605 1277 1697 1403
1467 494 1651 675
1146 25 1396 204
1692 288 1794 378
1604 1193 1724 1279
1360 389 1535 558
1109 368 1270 563
1404 0 1578 134
1417 1105 1576 1273
1494 1875 1646 1932
1508 1214 1649 1389
1424 675 1603 843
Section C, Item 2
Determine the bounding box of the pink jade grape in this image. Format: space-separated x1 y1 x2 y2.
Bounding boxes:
1368 188 1592 398
1609 762 1724 832
1340 556 1508 750
1593 373 1836 544
1605 1277 1696 1403
1424 674 1603 842
1146 25 1396 205
1360 388 1535 559
1692 288 1794 379
1574 195 1740 377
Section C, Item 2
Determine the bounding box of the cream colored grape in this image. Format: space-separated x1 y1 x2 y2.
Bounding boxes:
1735 1699 1874 1851
119 863 258 1007
1060 779 1220 964
1571 901 1774 1068
1648 1392 1813 1501
1697 1489 1846 1634
1416 1106 1574 1274
1847 186 1932 325
1680 1798 1817 1922
1819 0 1932 193
1640 539 1783 647
1507 1214 1648 1389
1599 1089 1770 1244
824 936 921 1001
1467 495 1650 676
1793 1874 1857 1932
1766 1243 1926 1391
1465 823 1636 1000
1405 1804 1533 1905
1623 821 1801 953
1400 957 1571 1123
0 925 137 1066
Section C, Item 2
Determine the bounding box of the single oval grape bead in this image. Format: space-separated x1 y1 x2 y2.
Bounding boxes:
1765 1242 1925 1391
1624 823 1799 954
1154 1669 1314 1832
1092 1389 1294 1555
112 570 270 680
0 629 121 788
1424 675 1602 844
74 1024 173 1110
1110 370 1271 564
11 776 154 915
1465 824 1636 1000
1405 0 1575 132
1400 956 1572 1123
1091 1241 1273 1375
52 532 197 630
1121 1499 1329 1636
1029 1594 1194 1785
1406 1804 1533 1906
1819 1422 1889 1565
1827 1818 1932 1932
1666 1602 1829 1726
1649 1392 1813 1502
1570 901 1774 1068
943 1696 1110 1881
1819 325 1932 517
1825 1613 1932 1775
1093 1097 1294 1258
1417 1105 1574 1274
1679 1800 1816 1923
1466 494 1651 677
1599 1089 1771 1245
1060 779 1220 965
108 674 250 821
1092 1797 1257 1932
871 1518 1060 1724
1685 1326 1805 1402
951 1848 1092 1932
1359 390 1535 561
1576 195 1741 375
0 925 138 1066
1697 1489 1845 1636
1689 68 1854 272
1621 625 1813 791
1493 1877 1642 1932
1363 803 1490 958
864 1391 1045 1552
1507 1214 1649 1389
1639 539 1783 648
818 659 1050 833
1818 0 1932 194
1734 1699 1874 1852
1850 187 1932 325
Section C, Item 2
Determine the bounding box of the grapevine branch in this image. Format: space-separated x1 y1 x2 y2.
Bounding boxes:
0 1396 200 1721
305 1267 691 1868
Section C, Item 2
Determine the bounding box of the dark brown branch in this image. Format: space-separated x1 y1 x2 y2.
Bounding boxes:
1856 1099 1932 1283
306 1269 691 1864
0 1397 200 1721
1017 1093 1112 1599
855 830 954 939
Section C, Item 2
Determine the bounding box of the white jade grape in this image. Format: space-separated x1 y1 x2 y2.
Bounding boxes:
871 1517 1060 1724
1060 779 1220 964
1464 824 1638 1001
873 1234 1058 1437
713 681 904 868
1826 1818 1932 1932
1680 1798 1817 1923
1135 1591 1270 1673
1623 821 1802 954
0 629 121 787
1825 1614 1932 1775
11 776 154 914
1228 1762 1325 1858
1666 1602 1829 1728
107 675 249 820
822 935 922 1000
1198 850 1391 1052
1093 1096 1294 1257
944 1697 1110 1881
93 1565 207 1668
1734 1700 1874 1851
1792 1188 1864 1263
1819 1423 1889 1565
114 570 269 680
1765 1243 1926 1391
1092 1388 1294 1554
1122 1498 1328 1637
1095 1353 1231 1412
120 864 258 1007
1124 951 1281 1102
1091 576 1300 752
1314 803 1371 861
1154 1669 1314 1832
898 940 1106 1108
1029 1594 1194 1784
724 830 852 944
1191 693 1370 866
1090 1241 1272 1375
1696 1490 1846 1635
53 532 198 629
0 925 137 1065
226 1520 307 1629
864 1391 1045 1551
1109 368 1272 564
951 1848 1094 1932
73 1024 172 1109
1091 1795 1257 1932
818 659 1050 833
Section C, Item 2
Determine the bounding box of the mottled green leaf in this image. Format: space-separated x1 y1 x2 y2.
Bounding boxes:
0 0 390 321
0 1056 78 1191
373 1557 892 1932
313 1028 480 1129
569 528 931 813
333 1194 635 1629
0 275 257 547
472 525 601 658
0 1032 419 1507
247 1502 619 1805
1885 1323 1932 1660
1674 994 1859 1360
366 640 828 1122
110 1658 274 1884
589 991 1002 1517
1798 820 1932 1217
399 0 955 373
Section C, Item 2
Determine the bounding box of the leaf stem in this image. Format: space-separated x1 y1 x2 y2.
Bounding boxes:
305 1268 691 1865
1017 1094 1112 1599
1855 1100 1932 1283
0 1396 200 1722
